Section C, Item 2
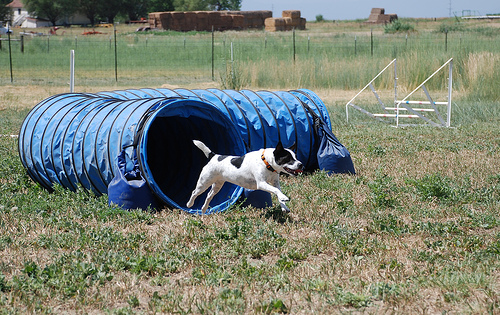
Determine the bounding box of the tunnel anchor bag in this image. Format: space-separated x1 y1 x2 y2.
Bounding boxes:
303 103 356 175
108 149 159 210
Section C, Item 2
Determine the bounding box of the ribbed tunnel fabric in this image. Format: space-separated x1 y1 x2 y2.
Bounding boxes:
19 88 332 214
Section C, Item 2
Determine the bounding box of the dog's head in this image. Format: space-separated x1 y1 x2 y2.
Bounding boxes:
273 142 304 176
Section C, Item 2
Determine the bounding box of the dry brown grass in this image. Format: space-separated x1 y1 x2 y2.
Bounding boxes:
1 19 499 313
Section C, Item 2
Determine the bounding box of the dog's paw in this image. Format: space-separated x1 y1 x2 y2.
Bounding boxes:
281 205 291 213
278 195 289 203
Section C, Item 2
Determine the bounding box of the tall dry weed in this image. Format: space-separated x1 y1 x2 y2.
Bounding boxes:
462 52 500 101
465 52 498 82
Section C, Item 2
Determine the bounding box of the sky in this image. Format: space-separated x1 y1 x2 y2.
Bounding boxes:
241 0 500 21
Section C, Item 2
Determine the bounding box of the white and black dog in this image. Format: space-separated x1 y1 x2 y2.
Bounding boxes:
187 140 304 213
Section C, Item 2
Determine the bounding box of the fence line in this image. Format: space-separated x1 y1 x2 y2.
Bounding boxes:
1 30 499 87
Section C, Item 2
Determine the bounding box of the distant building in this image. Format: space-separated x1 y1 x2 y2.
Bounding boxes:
23 17 52 28
7 0 28 27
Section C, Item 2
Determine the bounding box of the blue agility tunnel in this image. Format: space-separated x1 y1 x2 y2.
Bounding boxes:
18 88 353 214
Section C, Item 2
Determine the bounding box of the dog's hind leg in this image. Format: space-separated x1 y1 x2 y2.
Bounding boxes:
201 182 223 214
187 177 213 209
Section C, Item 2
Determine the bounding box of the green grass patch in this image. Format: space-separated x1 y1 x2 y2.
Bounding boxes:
1 117 499 311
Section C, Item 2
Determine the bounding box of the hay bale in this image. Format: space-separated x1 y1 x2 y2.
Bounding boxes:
261 11 273 19
371 8 385 14
170 11 184 21
207 11 222 29
184 11 196 24
265 17 285 27
150 10 273 31
169 12 185 31
387 14 398 22
367 12 380 21
378 15 391 23
193 11 209 31
249 18 262 28
366 8 398 24
148 12 165 28
265 16 304 31
159 12 172 29
231 14 245 29
298 17 306 30
282 10 301 19
245 12 261 28
148 13 157 28
265 18 287 31
244 11 272 29
148 12 160 22
265 25 285 32
219 14 233 31
283 17 295 30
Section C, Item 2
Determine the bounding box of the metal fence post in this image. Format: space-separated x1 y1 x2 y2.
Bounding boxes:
371 28 374 57
211 26 214 81
70 50 75 92
114 24 117 82
8 31 13 83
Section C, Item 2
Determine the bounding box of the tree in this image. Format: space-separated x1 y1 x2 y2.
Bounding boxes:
97 0 123 23
173 0 241 11
0 0 13 25
149 0 174 12
24 0 76 26
78 0 99 26
173 0 208 11
210 0 241 11
122 0 149 21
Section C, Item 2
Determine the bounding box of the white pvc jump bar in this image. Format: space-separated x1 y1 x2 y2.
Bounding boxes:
373 114 419 118
396 101 448 105
385 107 435 112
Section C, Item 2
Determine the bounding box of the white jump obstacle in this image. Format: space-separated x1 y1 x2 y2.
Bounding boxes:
346 58 453 127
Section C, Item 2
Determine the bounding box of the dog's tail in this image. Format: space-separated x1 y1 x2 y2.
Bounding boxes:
193 140 215 159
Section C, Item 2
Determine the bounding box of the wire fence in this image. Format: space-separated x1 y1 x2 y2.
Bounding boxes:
1 28 499 89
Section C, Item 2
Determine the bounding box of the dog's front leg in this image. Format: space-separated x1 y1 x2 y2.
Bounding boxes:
256 181 290 212
272 177 291 213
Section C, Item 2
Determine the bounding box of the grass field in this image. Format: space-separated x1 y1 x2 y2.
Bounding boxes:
1 18 500 98
0 19 499 313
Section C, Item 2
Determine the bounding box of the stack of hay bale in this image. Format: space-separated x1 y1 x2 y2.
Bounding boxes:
265 10 306 32
222 11 272 29
148 12 162 28
148 10 272 32
366 8 398 24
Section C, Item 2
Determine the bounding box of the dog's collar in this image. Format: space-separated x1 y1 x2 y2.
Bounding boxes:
261 150 276 173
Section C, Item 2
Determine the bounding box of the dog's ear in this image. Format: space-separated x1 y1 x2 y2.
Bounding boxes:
288 142 297 152
275 141 285 152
